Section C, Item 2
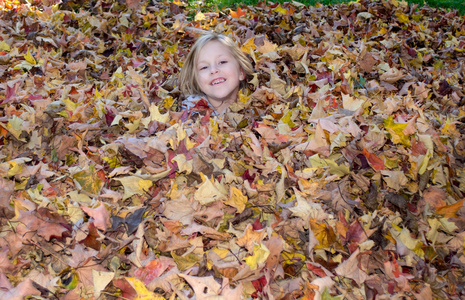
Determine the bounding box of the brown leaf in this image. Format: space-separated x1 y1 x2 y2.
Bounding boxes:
359 52 378 72
422 186 447 209
335 249 368 285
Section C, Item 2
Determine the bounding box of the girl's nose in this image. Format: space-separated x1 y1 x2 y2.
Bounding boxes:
210 66 218 74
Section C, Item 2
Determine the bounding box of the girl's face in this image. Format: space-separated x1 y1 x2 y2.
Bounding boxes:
196 40 245 112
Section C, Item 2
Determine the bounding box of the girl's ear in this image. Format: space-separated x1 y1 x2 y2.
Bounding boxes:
239 70 245 81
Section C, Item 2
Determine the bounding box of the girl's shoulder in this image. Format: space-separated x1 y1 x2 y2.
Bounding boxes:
181 95 220 116
181 95 205 110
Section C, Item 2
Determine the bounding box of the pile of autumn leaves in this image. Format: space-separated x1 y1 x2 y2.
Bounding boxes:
0 0 465 299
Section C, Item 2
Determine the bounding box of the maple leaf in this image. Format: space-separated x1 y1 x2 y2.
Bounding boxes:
236 224 267 251
14 208 71 241
335 249 368 285
244 243 270 270
362 148 385 171
437 199 465 218
81 202 110 232
1 0 465 298
73 165 105 195
92 270 114 299
230 7 246 18
0 279 40 300
115 175 153 200
134 259 170 285
224 186 248 213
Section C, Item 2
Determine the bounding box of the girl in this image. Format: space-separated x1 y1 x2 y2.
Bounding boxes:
179 32 253 115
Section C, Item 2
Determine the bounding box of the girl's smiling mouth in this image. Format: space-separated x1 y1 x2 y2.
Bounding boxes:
211 78 226 85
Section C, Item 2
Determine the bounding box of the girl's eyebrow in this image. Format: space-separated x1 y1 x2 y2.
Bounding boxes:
197 54 231 64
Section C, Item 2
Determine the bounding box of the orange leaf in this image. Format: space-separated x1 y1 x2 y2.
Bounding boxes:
362 148 385 171
230 7 246 18
437 199 465 218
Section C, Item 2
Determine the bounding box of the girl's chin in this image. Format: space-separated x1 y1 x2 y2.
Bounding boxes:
208 97 234 105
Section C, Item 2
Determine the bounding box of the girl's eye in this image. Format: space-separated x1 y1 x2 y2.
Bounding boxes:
219 60 228 64
199 66 207 70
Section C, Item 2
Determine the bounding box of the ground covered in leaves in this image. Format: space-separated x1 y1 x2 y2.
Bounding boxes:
1 0 465 299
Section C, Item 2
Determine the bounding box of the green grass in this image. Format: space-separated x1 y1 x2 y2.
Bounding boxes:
192 0 465 15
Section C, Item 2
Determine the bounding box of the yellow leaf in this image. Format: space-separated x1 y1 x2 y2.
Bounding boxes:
195 12 206 21
0 41 10 51
384 116 410 146
426 218 440 244
390 227 422 255
6 116 26 141
244 243 270 270
138 179 153 192
115 176 153 200
194 173 226 205
8 160 23 177
241 37 256 54
439 217 458 233
396 12 410 24
162 96 175 109
125 277 165 300
113 66 124 80
378 27 387 35
149 104 169 123
325 159 350 178
24 50 36 65
281 251 306 265
224 186 248 213
62 98 78 111
310 219 337 249
273 4 288 15
238 91 251 104
73 165 104 195
278 20 290 30
211 247 230 259
164 42 178 55
173 0 186 6
94 89 103 99
171 154 193 174
172 251 202 271
125 117 140 133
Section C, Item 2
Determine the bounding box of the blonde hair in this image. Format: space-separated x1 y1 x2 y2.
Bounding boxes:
179 32 253 96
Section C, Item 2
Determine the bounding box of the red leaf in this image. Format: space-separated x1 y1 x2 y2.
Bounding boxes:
134 259 170 285
252 275 267 292
306 262 327 277
114 278 137 299
79 223 101 251
252 217 263 230
362 148 385 171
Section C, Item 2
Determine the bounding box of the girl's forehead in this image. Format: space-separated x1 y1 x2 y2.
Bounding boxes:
199 40 232 54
